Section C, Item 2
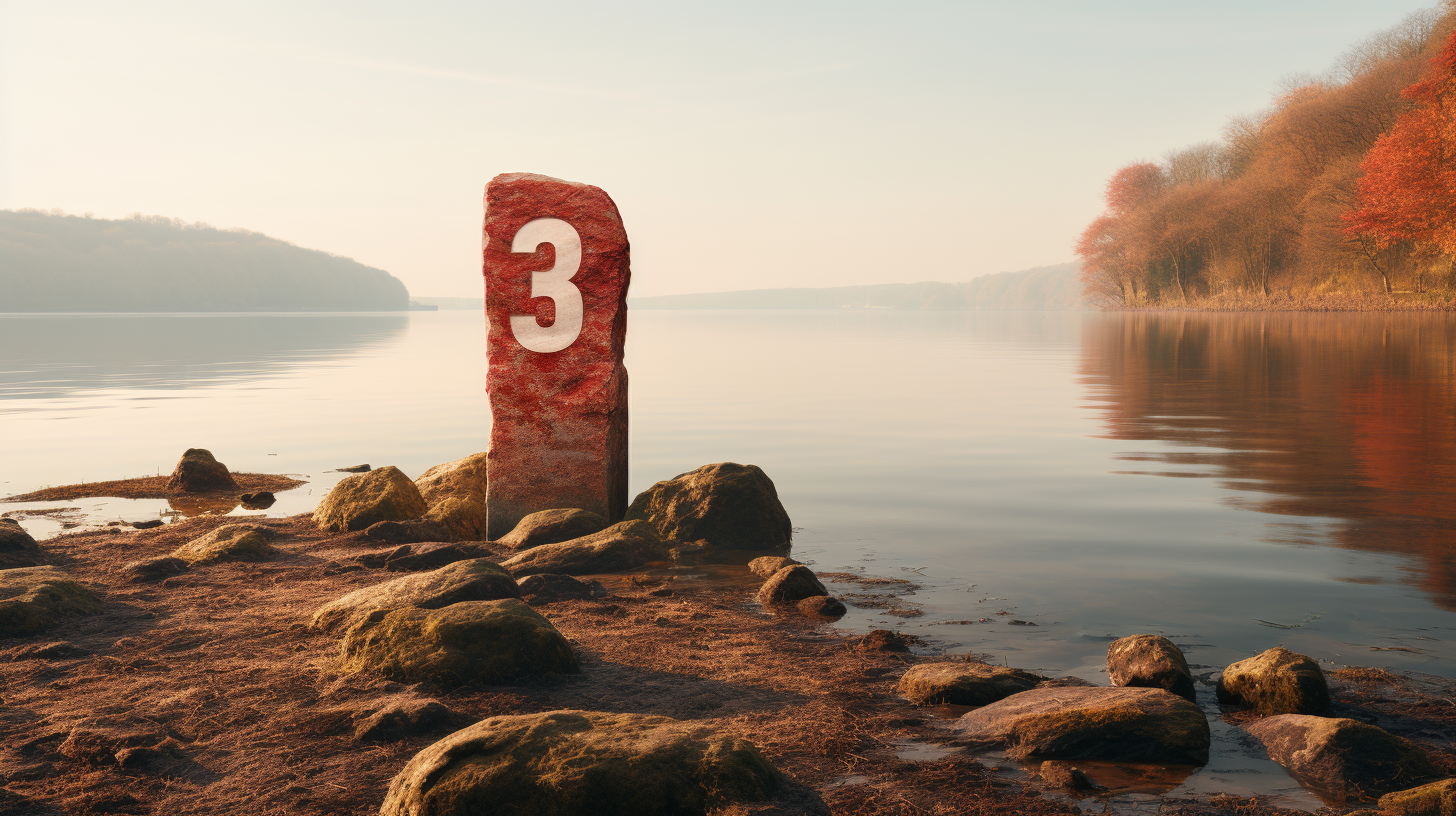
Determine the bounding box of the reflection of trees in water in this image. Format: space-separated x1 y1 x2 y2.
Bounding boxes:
1080 313 1456 608
0 314 407 399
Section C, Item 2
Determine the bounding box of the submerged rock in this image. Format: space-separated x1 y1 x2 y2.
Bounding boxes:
500 520 668 576
1244 715 1435 802
1107 634 1196 703
312 559 519 632
0 567 101 637
796 595 846 618
498 508 610 551
170 524 276 565
855 629 922 653
625 463 792 563
897 663 1042 707
166 448 238 493
0 518 44 569
239 491 276 508
424 496 487 541
1217 647 1330 715
314 466 428 533
379 710 780 816
414 452 488 506
340 598 577 684
757 565 827 606
954 686 1210 765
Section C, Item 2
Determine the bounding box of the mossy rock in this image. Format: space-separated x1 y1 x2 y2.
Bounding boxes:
1216 647 1329 715
624 463 791 564
1379 778 1456 816
425 496 487 541
501 520 667 576
1107 634 1196 703
339 598 577 685
898 662 1042 706
170 524 275 565
498 508 610 552
380 710 780 816
312 558 519 632
314 465 428 533
165 448 238 493
0 518 44 569
955 686 1209 765
757 565 827 605
0 567 101 637
414 452 488 506
1245 715 1436 803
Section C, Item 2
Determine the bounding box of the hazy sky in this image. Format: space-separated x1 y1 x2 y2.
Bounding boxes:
0 1 1437 297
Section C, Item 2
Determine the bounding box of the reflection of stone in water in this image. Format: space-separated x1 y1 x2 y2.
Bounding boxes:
168 495 241 517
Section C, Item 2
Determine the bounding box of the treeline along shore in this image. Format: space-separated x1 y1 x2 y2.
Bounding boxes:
0 210 410 312
1077 5 1456 311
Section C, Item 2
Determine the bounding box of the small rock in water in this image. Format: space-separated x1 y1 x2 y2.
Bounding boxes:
757 565 828 606
1039 761 1102 792
797 596 846 618
855 629 922 653
1217 646 1329 715
1107 634 1196 703
625 462 792 563
239 491 276 508
897 662 1042 706
130 519 165 530
166 448 239 493
748 555 800 579
337 464 372 473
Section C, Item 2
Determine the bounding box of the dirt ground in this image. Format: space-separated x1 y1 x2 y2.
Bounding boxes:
2 513 1454 816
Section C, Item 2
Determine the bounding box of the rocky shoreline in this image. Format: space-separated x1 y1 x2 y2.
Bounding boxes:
3 452 1456 815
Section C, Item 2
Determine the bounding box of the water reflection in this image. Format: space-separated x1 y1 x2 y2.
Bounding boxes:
1080 313 1456 609
0 313 407 401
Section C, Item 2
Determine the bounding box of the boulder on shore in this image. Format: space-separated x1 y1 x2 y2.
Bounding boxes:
1216 647 1330 715
414 452 488 506
748 555 799 578
898 662 1043 707
165 448 239 493
340 598 577 684
797 595 846 618
0 567 102 637
379 710 780 816
355 698 454 743
757 565 827 606
1107 634 1196 703
1244 715 1436 802
1378 778 1456 816
424 496 487 541
170 524 276 565
314 466 428 533
624 463 791 563
518 573 603 603
955 686 1210 765
498 508 610 551
0 518 44 569
312 558 520 632
500 520 668 576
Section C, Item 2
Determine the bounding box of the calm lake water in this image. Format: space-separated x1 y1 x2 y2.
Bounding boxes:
5 308 1456 806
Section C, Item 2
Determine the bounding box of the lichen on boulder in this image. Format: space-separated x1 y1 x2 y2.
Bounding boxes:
312 558 520 632
1107 634 1196 703
625 462 791 563
500 520 668 576
498 508 609 551
1216 647 1330 715
898 662 1043 706
165 448 239 493
0 567 101 637
414 452 488 507
169 524 276 565
1245 714 1436 802
424 496 487 541
379 710 780 816
313 465 428 533
339 598 577 684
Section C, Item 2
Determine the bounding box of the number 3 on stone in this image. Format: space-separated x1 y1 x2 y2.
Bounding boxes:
509 218 583 353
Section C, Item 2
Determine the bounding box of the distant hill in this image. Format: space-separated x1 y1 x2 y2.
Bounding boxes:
0 210 409 312
630 263 1086 310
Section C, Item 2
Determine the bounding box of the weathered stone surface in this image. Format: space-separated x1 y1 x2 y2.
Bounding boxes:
0 567 101 637
484 174 630 539
169 524 276 565
414 452 488 506
120 556 189 582
898 663 1042 707
797 595 846 618
518 573 603 603
425 496 487 541
165 448 238 493
340 598 577 684
500 520 667 577
239 491 275 508
1217 647 1330 715
312 559 520 632
364 519 451 545
1107 634 1196 703
382 543 491 573
625 462 792 563
757 565 827 606
355 699 454 742
313 466 428 533
955 686 1210 764
748 555 800 579
856 630 922 653
1245 715 1436 802
1379 778 1456 816
0 518 44 569
380 710 779 816
498 508 610 551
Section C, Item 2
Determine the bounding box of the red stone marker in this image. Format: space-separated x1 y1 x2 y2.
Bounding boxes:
482 173 630 539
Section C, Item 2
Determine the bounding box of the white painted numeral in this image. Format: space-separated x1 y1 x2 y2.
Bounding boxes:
509 218 583 353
